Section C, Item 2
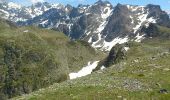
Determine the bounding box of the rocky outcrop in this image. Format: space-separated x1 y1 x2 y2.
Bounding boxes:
94 44 127 71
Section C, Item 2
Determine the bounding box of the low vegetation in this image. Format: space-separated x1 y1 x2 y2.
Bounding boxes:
13 25 170 100
0 19 105 99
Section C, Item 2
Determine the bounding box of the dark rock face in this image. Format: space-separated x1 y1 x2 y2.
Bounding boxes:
159 89 168 94
141 23 170 38
103 44 126 67
147 4 162 18
94 44 127 71
69 15 88 39
141 23 160 37
69 7 82 18
55 24 70 36
147 4 170 27
102 4 131 42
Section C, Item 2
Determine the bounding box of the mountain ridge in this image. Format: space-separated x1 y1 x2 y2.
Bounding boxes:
0 1 170 51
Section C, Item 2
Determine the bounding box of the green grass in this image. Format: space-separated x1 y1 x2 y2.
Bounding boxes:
0 19 168 99
13 37 170 100
0 19 105 98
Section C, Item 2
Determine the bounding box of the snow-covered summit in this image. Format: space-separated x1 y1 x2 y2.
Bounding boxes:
8 2 21 9
0 1 64 21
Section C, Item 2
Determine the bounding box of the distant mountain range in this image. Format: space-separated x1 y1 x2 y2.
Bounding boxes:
0 1 170 51
0 2 63 21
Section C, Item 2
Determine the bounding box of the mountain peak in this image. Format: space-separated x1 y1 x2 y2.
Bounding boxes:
8 2 22 9
146 4 161 9
114 3 127 12
32 2 48 7
95 0 111 5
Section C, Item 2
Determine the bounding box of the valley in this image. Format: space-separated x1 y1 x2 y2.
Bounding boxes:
0 0 170 99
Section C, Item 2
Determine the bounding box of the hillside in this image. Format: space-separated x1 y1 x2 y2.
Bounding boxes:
12 25 170 100
0 19 104 99
0 1 170 100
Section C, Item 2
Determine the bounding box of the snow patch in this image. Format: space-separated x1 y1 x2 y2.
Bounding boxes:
126 5 130 9
95 20 108 33
92 36 129 51
89 6 113 49
145 17 156 27
101 36 129 51
40 20 48 25
94 6 113 34
130 6 157 33
130 15 134 24
133 12 148 33
88 37 92 43
101 7 112 19
135 33 145 42
15 18 28 22
124 47 130 51
0 9 9 19
91 33 103 48
100 66 105 70
85 31 91 35
51 4 60 8
23 30 29 33
69 61 99 79
8 2 21 9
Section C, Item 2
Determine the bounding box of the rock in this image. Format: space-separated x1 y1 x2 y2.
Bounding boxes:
117 95 122 98
159 89 168 94
163 68 170 71
134 59 139 63
151 56 156 60
105 44 126 66
155 83 161 88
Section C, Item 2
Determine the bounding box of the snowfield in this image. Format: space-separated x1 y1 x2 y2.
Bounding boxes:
69 61 99 79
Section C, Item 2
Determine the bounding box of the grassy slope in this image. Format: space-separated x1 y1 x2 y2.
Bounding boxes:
13 28 170 100
0 19 105 98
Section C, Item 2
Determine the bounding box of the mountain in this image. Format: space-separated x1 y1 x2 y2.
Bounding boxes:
1 1 170 51
0 2 63 22
18 2 170 51
0 18 104 99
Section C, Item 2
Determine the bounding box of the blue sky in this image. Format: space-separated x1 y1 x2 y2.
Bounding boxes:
9 0 170 10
